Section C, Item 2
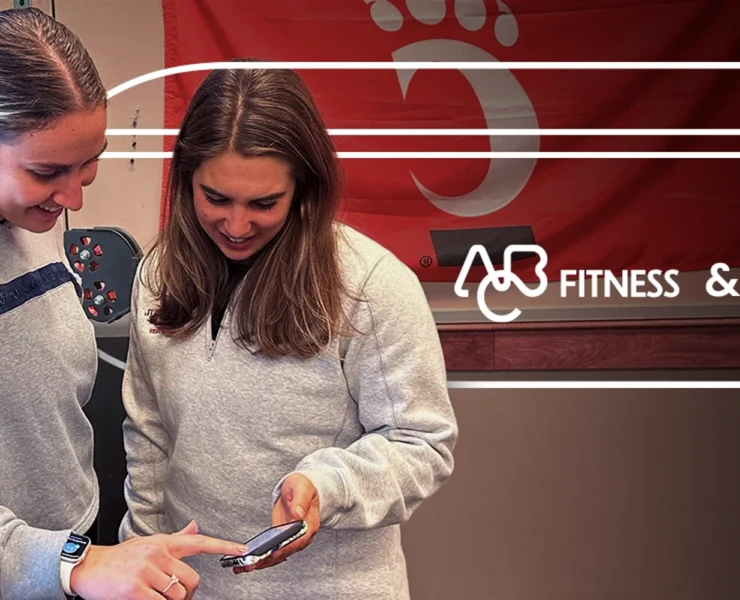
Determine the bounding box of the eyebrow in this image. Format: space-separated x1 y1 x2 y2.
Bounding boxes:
200 184 286 203
31 139 108 170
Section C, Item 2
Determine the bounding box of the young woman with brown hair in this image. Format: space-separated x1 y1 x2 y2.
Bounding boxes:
120 61 458 599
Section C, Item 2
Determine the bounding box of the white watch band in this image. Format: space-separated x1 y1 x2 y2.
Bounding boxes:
59 559 75 596
60 536 90 597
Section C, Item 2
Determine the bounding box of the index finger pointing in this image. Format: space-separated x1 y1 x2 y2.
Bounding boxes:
168 534 248 559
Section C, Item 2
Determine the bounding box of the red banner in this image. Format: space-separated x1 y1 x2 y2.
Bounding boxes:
161 0 740 282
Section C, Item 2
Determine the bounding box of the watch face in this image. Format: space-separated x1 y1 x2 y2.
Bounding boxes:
61 533 90 560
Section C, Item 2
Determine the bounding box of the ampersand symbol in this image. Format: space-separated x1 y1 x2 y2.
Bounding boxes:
706 263 739 298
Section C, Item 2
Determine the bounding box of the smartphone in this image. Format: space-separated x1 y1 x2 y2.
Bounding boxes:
220 520 308 568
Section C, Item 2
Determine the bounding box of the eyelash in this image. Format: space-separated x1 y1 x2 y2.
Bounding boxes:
33 158 99 182
33 170 63 181
204 194 229 206
205 195 277 210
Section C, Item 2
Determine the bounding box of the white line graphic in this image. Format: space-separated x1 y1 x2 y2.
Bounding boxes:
101 151 740 159
448 381 740 389
93 353 740 388
105 62 740 159
98 350 127 371
100 61 740 387
104 128 740 137
106 61 740 99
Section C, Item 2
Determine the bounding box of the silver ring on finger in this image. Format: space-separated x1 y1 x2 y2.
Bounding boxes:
161 573 179 594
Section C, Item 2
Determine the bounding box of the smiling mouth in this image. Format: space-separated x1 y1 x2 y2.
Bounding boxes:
219 231 257 247
37 205 63 213
225 234 250 243
32 204 64 220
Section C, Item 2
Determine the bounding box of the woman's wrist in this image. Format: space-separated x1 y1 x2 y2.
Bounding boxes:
68 544 102 596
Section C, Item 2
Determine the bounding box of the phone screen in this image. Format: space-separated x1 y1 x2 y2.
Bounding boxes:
221 520 305 563
244 521 304 556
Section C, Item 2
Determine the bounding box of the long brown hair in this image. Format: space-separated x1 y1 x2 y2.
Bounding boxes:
145 61 353 358
0 7 106 142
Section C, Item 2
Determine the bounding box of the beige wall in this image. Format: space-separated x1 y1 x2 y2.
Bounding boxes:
58 0 165 252
405 381 740 600
0 0 51 12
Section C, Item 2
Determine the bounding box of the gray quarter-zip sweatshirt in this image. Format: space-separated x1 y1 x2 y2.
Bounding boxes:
0 221 98 600
119 224 457 599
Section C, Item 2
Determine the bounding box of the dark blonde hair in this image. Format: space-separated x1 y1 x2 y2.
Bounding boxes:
146 61 353 358
0 7 106 142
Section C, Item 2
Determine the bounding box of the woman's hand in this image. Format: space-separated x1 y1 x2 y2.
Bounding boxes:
234 473 320 574
71 521 248 600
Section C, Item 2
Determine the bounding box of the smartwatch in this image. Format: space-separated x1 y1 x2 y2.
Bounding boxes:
59 532 91 596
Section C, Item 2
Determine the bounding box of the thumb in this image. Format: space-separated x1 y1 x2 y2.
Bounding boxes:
174 520 198 535
282 476 311 520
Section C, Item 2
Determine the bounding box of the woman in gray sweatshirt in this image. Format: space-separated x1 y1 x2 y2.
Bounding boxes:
119 62 459 599
0 9 249 600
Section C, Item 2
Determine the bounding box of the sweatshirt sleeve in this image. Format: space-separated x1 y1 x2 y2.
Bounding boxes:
0 506 69 600
275 253 458 530
118 269 169 540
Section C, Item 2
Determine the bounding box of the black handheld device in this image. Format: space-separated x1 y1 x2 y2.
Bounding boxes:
220 520 307 568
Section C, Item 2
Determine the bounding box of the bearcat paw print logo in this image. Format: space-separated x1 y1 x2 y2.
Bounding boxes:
362 0 538 218
365 0 518 46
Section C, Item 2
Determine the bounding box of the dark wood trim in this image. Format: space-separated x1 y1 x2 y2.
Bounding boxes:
437 318 740 371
